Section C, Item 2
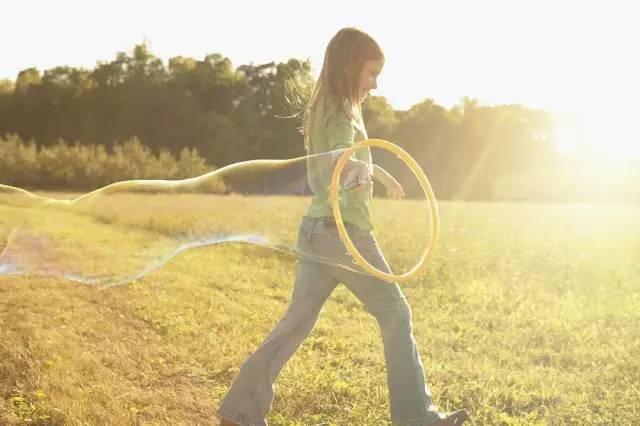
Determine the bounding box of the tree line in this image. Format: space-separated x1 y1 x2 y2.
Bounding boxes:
0 44 636 201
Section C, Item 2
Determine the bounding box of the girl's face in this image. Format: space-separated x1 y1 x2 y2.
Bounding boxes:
357 58 384 102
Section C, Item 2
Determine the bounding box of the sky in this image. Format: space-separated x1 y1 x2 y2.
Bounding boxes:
2 0 638 157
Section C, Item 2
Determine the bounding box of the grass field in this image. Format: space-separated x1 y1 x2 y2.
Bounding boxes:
1 194 639 425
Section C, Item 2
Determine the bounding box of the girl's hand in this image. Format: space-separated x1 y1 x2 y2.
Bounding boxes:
383 176 405 199
372 164 404 199
342 159 372 189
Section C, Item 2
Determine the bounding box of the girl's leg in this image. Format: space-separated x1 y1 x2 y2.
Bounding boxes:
217 219 338 425
308 222 464 425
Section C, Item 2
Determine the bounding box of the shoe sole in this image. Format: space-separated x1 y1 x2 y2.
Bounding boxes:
440 409 469 425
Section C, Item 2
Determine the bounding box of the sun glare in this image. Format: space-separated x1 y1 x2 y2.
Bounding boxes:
554 109 640 163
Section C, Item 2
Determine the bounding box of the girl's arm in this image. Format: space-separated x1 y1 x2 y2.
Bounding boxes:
373 164 405 199
373 164 393 185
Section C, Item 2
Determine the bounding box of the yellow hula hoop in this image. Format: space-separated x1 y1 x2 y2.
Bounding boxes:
329 139 439 283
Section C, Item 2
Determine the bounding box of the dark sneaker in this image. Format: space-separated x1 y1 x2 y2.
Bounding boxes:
432 409 469 425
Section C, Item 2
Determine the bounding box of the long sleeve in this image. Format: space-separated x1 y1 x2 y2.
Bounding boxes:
327 113 356 151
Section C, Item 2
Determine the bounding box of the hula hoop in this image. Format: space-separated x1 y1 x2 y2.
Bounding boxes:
329 139 439 283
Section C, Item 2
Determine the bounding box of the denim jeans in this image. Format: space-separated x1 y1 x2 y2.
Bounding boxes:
217 216 441 425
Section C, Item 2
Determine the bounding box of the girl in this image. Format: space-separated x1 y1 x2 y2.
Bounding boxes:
218 27 468 426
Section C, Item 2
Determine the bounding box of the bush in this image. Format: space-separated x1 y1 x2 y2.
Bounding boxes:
0 134 216 191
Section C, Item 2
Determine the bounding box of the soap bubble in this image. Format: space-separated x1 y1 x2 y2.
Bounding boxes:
0 145 434 288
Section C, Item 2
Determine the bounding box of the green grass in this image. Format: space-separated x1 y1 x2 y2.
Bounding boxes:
1 195 639 425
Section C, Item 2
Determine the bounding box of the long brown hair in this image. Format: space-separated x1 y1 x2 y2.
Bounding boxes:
303 27 384 149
